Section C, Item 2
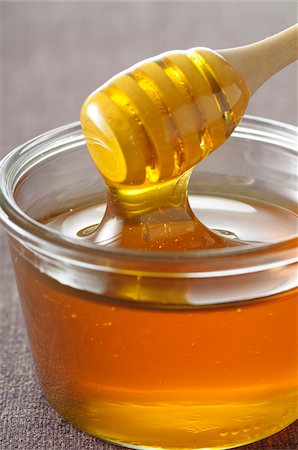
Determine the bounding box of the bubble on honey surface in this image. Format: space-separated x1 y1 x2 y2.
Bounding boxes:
219 429 228 437
211 228 239 239
77 223 100 237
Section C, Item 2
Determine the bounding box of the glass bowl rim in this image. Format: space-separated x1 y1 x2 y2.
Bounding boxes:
0 115 297 273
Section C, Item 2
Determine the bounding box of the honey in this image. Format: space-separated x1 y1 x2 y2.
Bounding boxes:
10 191 296 449
11 237 297 449
80 48 249 250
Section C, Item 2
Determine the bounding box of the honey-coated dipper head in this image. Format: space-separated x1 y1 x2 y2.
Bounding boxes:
81 48 249 187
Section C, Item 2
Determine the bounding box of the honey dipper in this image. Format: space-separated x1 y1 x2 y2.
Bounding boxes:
81 24 297 188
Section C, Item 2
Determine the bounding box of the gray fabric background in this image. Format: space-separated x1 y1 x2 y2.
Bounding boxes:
0 1 297 449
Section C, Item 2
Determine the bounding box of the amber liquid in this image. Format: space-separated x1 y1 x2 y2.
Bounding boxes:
80 48 250 252
10 198 298 449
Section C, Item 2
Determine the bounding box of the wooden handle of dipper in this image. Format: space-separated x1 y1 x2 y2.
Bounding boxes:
219 24 298 95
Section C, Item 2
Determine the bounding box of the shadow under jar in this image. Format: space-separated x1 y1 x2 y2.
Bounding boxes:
0 116 297 450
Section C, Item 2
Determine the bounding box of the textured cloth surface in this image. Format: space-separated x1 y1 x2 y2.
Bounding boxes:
0 2 297 449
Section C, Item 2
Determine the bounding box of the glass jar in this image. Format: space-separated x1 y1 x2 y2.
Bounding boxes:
0 116 297 450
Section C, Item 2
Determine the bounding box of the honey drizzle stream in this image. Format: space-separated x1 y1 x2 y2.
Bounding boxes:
80 48 249 250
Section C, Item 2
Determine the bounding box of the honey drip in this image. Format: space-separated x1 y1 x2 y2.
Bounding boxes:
80 48 249 250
